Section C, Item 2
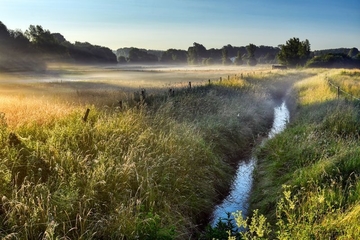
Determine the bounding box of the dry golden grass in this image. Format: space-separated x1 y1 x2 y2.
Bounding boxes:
0 94 78 129
294 69 337 105
0 64 274 129
329 69 360 98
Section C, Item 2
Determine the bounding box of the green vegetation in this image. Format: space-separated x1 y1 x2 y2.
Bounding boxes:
278 37 311 67
234 51 244 66
244 69 360 239
3 20 359 69
128 47 159 63
160 49 188 63
222 47 231 65
330 70 360 97
1 69 298 239
246 44 257 66
305 53 360 69
0 21 117 71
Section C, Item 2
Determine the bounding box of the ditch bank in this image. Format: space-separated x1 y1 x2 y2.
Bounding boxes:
211 99 290 226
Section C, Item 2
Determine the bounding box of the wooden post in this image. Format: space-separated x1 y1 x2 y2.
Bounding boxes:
188 82 192 89
141 89 146 101
208 79 211 84
220 77 222 82
337 86 340 100
228 75 230 80
119 100 123 109
83 109 90 122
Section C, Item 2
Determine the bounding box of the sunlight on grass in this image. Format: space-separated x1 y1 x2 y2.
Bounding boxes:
1 67 359 239
0 94 79 129
330 69 360 98
248 68 360 240
295 72 336 105
0 66 283 239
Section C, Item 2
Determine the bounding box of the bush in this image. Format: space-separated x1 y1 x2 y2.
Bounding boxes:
305 53 360 68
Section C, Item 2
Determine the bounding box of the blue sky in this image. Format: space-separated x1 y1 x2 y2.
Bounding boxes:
1 0 359 50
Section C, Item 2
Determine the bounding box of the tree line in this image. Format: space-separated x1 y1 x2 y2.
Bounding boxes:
116 43 279 66
1 21 359 71
117 40 360 68
0 21 117 71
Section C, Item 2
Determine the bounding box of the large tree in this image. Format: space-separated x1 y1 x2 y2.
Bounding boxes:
234 51 244 65
278 38 311 67
221 47 231 65
246 43 257 66
128 48 158 63
187 42 208 65
25 25 60 52
161 49 187 63
348 48 359 58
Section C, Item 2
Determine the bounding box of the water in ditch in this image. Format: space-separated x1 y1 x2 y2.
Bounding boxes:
211 100 290 226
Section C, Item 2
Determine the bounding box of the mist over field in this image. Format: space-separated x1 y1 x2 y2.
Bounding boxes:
0 63 270 93
1 14 360 239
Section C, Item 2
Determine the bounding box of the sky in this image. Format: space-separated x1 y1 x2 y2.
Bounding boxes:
1 0 360 51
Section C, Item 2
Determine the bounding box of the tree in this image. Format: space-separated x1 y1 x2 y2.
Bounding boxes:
263 52 276 63
25 25 57 48
206 58 214 65
128 48 158 63
0 21 10 39
187 42 208 65
246 44 256 58
117 56 127 64
222 47 231 65
278 38 311 67
161 49 187 63
234 51 243 65
348 48 359 58
187 46 197 65
305 53 360 68
246 43 257 66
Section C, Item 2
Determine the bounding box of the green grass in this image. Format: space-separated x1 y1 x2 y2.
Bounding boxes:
330 69 360 98
1 69 294 239
247 69 360 239
3 68 355 239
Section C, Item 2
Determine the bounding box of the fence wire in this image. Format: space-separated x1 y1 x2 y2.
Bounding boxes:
327 79 360 101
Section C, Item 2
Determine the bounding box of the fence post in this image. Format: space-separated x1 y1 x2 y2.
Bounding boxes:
119 100 123 109
188 82 192 89
220 77 222 82
141 89 146 101
337 86 340 100
83 108 90 122
208 79 211 84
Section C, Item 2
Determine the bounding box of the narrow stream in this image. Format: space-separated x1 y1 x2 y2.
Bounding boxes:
211 100 290 226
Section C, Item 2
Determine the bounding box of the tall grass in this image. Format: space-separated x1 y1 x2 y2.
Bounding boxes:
330 69 360 98
0 69 290 239
247 69 360 239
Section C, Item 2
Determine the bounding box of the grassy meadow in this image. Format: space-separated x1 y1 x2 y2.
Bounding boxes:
244 69 360 239
0 65 289 239
0 65 359 239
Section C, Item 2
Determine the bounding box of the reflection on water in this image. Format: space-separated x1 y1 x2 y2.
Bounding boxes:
211 100 290 226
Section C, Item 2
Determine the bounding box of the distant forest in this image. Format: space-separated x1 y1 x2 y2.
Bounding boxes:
1 21 359 71
115 44 280 65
